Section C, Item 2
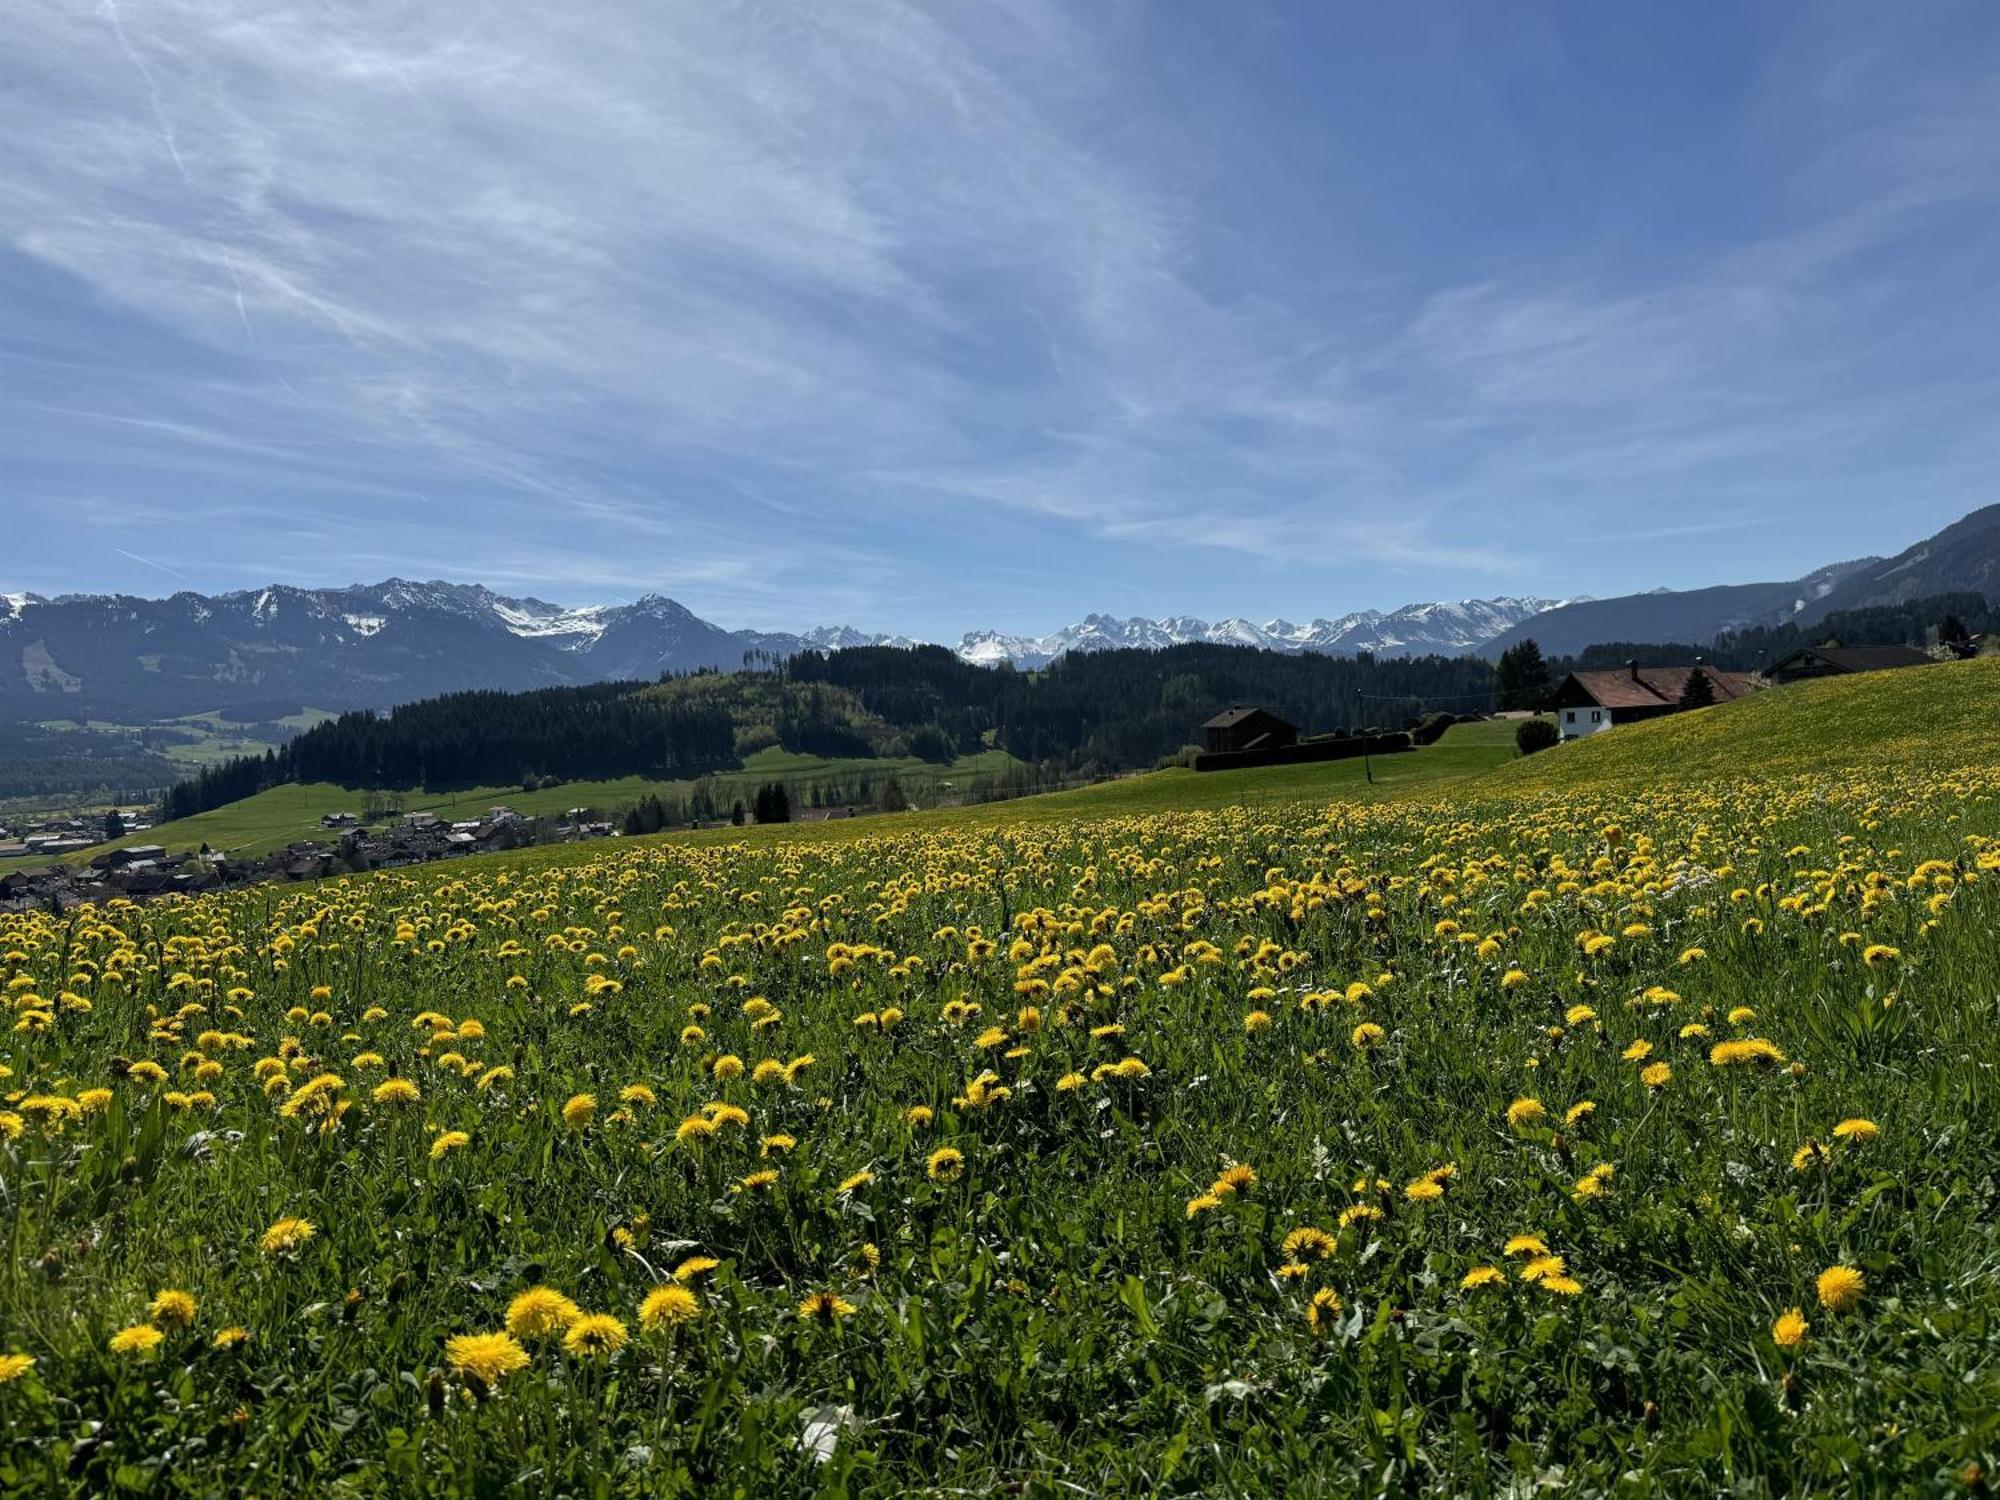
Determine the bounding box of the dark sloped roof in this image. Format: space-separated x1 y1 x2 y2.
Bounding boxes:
1768 645 1935 673
1202 705 1296 729
1563 666 1758 710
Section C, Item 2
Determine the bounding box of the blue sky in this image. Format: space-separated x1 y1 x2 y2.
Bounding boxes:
4 2 1997 638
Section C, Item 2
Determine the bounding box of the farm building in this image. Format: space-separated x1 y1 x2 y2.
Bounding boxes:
1554 662 1757 740
1763 644 1936 685
1201 706 1299 754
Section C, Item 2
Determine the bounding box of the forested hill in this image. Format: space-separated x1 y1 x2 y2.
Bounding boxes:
138 585 2000 823
159 643 1502 819
787 643 1498 765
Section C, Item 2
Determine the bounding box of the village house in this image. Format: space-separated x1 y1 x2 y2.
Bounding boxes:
1762 644 1937 686
1554 661 1758 740
1201 705 1300 755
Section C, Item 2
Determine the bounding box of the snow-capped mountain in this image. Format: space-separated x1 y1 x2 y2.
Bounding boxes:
953 597 1583 668
0 582 1579 721
799 624 922 652
0 579 901 722
13 503 1993 721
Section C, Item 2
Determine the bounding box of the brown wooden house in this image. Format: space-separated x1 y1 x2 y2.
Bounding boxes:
1202 705 1300 754
1762 644 1936 685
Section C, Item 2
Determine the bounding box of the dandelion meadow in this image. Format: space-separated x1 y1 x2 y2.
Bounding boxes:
3 676 2000 1493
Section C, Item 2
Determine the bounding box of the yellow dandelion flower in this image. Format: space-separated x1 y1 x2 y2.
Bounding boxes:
638 1285 701 1332
259 1217 316 1256
1816 1265 1865 1313
798 1290 857 1323
148 1289 197 1329
110 1324 164 1356
445 1331 530 1385
506 1286 580 1340
562 1313 628 1357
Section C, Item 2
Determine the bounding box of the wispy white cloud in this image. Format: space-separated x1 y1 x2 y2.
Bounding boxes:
3 2 1998 630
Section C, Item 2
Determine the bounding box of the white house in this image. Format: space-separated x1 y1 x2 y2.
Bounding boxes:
1553 662 1758 740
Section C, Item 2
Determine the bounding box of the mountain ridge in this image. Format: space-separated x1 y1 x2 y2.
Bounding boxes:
1480 503 1999 658
6 503 1995 720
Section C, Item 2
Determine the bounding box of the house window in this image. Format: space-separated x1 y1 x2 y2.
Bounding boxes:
1590 710 1601 723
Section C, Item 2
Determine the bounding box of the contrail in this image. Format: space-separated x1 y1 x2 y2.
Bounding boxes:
219 246 256 340
102 0 192 188
115 547 198 585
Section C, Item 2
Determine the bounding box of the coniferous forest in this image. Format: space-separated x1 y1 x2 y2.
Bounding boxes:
155 589 1988 823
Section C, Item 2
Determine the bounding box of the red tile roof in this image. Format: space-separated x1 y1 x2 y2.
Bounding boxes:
1562 666 1758 711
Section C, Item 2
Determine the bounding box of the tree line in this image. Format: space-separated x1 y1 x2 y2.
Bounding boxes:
159 683 736 820
156 591 1989 822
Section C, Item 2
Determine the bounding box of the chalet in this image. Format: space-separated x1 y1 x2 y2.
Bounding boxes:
321 811 360 829
1202 706 1300 755
1763 644 1936 686
1554 662 1757 740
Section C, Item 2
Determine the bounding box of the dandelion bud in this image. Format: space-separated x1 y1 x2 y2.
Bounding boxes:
38 1249 62 1281
343 1288 364 1322
426 1370 447 1419
387 1271 412 1304
1642 1400 1660 1431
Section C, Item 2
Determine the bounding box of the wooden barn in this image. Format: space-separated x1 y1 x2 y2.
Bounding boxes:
1762 644 1936 686
1201 705 1299 754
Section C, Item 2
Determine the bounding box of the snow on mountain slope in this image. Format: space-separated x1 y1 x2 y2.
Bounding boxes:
950 598 1581 667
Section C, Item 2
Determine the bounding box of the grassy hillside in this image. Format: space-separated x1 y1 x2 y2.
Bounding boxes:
90 722 1535 863
78 747 1022 861
1481 657 1997 792
466 719 1535 868
6 670 1997 1492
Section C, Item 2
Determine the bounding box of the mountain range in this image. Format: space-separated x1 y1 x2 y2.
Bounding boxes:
1480 503 2000 657
4 503 1994 723
956 597 1578 669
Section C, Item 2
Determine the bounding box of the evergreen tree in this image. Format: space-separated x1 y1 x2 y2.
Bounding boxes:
1495 640 1551 712
1678 669 1715 709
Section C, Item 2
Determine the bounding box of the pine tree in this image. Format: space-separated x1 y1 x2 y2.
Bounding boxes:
1678 669 1715 709
1495 640 1551 712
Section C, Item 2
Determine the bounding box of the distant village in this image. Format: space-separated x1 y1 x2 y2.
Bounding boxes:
2 633 1982 914
0 804 620 913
